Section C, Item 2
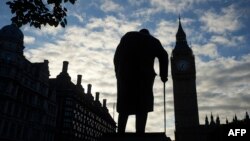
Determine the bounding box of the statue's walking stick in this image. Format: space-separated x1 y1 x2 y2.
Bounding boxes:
164 82 166 133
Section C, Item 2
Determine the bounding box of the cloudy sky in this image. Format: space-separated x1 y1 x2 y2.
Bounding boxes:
1 0 250 139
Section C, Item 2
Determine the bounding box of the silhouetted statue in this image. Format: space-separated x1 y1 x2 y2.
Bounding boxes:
114 29 169 133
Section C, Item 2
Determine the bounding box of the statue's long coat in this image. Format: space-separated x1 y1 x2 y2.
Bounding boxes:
114 31 168 114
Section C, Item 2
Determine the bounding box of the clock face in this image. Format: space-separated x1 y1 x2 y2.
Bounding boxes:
177 59 190 71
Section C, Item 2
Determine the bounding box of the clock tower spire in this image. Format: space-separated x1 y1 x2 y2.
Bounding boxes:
173 16 192 57
171 17 199 141
176 15 186 42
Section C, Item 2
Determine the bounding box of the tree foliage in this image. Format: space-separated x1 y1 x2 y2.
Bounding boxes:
6 0 77 28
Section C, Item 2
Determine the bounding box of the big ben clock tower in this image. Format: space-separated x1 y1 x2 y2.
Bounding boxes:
171 17 199 141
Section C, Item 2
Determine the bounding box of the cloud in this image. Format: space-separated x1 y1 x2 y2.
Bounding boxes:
192 43 219 58
200 5 242 34
100 0 123 13
23 25 63 36
128 0 146 6
70 12 85 23
131 7 160 22
154 20 177 47
150 0 208 14
210 35 245 47
24 36 35 44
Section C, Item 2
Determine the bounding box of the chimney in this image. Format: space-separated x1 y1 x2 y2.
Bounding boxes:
95 92 100 101
77 75 82 85
44 60 49 64
87 84 92 94
62 61 69 73
103 99 107 108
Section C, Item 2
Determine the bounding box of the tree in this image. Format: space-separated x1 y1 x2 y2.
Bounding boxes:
6 0 77 28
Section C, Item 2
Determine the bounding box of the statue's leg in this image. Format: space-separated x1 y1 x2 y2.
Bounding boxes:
136 112 148 133
118 113 128 133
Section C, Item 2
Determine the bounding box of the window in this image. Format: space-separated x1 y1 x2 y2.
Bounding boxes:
64 111 71 117
0 119 4 135
65 99 72 106
6 121 11 137
16 124 22 138
64 122 71 128
0 81 8 92
6 81 13 93
65 107 72 112
4 101 9 114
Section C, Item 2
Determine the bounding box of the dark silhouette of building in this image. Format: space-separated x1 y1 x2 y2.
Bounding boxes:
51 61 116 141
199 112 250 141
0 24 115 141
171 18 249 141
171 17 199 141
0 25 56 141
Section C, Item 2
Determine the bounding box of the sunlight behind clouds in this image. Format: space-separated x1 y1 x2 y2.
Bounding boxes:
1 0 249 139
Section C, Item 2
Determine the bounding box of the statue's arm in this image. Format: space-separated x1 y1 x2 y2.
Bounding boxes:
156 41 169 82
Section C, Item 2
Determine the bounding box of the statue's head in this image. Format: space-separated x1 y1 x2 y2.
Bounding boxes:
139 28 150 35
